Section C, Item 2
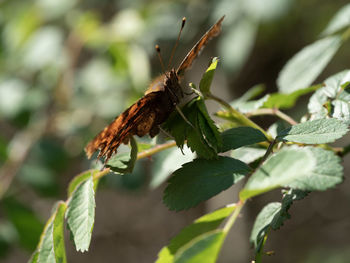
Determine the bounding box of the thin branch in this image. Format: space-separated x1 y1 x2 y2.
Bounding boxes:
223 200 245 233
206 93 272 141
247 108 298 126
137 141 177 160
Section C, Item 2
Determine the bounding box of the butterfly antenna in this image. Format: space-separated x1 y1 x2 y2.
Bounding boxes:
155 44 166 73
167 17 186 69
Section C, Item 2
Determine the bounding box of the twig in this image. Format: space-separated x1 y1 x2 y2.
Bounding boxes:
247 108 298 126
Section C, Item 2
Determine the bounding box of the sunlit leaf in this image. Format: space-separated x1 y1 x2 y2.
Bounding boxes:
277 35 342 93
321 4 350 36
66 176 95 252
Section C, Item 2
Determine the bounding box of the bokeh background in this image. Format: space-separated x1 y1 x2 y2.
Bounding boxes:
0 0 350 262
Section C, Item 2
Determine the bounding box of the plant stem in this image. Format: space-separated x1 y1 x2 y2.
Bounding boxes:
258 139 277 166
223 200 245 233
207 93 272 141
137 141 177 160
247 108 298 126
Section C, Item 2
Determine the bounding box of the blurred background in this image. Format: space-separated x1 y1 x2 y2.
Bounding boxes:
0 0 350 262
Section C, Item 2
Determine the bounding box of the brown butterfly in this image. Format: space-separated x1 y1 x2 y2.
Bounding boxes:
85 16 225 163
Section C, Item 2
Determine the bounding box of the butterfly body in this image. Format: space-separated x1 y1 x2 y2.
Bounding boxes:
85 16 225 163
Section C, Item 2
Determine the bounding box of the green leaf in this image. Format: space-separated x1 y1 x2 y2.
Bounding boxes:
106 136 138 174
156 205 235 263
232 95 270 113
199 57 218 94
263 85 319 109
164 97 221 159
2 197 43 251
250 202 281 252
232 84 265 103
66 176 95 252
67 170 99 197
308 70 350 124
321 4 350 36
277 35 342 93
164 157 250 211
35 202 67 263
250 190 308 258
277 118 349 144
240 146 343 200
231 146 266 164
270 189 308 230
52 202 67 263
150 146 195 189
220 127 267 152
174 230 225 263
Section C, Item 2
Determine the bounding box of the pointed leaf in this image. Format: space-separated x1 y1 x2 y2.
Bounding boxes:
164 157 250 211
240 146 343 200
263 85 319 109
174 230 226 263
68 170 98 197
220 127 267 152
277 35 342 93
156 205 235 263
52 203 67 263
321 4 350 36
277 118 349 144
66 176 95 252
199 57 218 94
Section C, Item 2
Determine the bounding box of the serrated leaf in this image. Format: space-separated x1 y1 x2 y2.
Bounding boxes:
66 176 95 252
199 57 218 94
220 127 267 152
250 202 281 251
277 35 342 93
32 202 67 263
277 118 349 144
231 146 266 164
164 98 220 159
106 136 138 174
270 189 308 230
164 157 250 211
174 230 226 263
67 170 99 197
263 85 319 109
156 205 235 263
240 146 343 200
321 4 350 36
150 146 195 189
250 190 308 258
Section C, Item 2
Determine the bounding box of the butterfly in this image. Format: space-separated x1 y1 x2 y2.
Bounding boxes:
85 16 225 163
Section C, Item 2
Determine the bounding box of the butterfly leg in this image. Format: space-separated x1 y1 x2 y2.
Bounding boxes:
175 105 195 129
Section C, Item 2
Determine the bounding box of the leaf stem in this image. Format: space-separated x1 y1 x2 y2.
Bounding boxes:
247 108 298 126
223 200 245 233
206 93 272 140
137 141 177 160
258 139 277 166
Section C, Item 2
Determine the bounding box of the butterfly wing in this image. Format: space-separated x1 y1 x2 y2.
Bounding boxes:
85 92 164 162
176 16 225 77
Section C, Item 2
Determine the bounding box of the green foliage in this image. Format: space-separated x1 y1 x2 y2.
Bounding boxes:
157 205 235 263
3 2 349 263
277 118 349 144
250 190 307 259
220 127 267 152
321 4 350 36
163 157 250 211
199 57 219 94
106 136 138 174
30 202 67 263
66 176 95 252
164 97 222 159
240 146 343 200
277 35 343 93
